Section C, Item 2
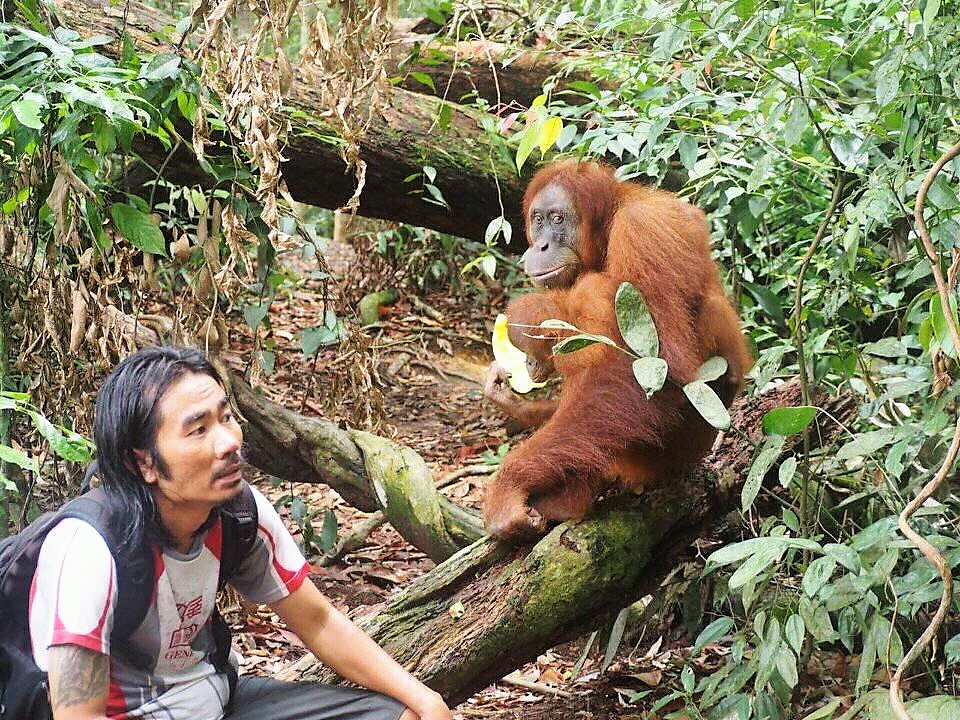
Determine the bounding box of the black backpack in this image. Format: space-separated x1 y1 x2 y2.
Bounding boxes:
0 483 259 720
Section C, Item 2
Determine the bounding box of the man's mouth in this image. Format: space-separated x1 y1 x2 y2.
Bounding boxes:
214 465 243 486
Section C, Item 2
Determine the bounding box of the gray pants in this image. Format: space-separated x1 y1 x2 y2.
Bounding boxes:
229 676 406 720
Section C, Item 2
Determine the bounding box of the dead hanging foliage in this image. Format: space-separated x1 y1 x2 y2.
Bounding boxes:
0 147 159 461
180 0 391 428
190 0 298 248
300 0 395 213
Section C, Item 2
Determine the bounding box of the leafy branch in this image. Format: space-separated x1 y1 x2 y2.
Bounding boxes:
525 281 733 430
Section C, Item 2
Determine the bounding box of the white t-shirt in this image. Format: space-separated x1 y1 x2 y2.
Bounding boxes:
29 485 309 719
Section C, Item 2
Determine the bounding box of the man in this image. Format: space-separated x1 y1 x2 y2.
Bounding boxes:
29 346 451 720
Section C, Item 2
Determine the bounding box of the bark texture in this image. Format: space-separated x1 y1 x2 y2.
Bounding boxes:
390 36 602 107
52 0 540 246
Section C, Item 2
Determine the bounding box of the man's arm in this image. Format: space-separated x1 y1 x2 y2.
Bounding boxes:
46 645 109 720
270 580 450 720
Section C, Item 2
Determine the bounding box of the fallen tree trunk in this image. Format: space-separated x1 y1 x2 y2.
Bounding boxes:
293 381 855 704
390 35 603 107
52 0 534 245
227 373 484 562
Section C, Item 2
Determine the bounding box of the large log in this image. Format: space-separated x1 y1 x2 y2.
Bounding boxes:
295 381 855 704
51 0 541 246
227 373 485 562
390 35 602 107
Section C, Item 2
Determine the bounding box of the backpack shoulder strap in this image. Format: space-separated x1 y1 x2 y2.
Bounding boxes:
217 483 258 590
0 510 64 634
55 489 155 641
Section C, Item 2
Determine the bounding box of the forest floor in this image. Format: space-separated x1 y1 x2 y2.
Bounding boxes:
211 241 697 719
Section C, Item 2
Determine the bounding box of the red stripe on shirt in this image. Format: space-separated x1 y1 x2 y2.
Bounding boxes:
258 523 310 590
204 517 223 559
106 660 128 719
49 538 115 653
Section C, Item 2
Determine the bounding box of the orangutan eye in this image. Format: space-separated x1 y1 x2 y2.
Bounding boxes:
552 214 563 224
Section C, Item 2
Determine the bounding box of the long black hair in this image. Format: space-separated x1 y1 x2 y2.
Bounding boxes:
88 346 223 551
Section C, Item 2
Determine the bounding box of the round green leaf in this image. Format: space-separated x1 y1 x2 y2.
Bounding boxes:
875 58 899 107
802 556 836 598
320 508 338 551
683 380 731 430
632 357 667 398
697 356 728 382
302 325 337 355
110 204 166 255
12 93 45 130
785 614 805 654
679 133 698 172
778 455 797 488
775 646 798 688
762 406 818 436
243 302 271 331
615 282 659 357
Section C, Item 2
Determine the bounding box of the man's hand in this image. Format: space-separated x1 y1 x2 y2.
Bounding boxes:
47 645 109 720
272 581 452 720
400 691 452 720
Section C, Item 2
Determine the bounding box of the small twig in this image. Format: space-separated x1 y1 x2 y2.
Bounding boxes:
501 672 572 698
410 295 444 322
889 138 960 720
409 358 449 381
318 511 385 566
792 172 847 539
436 463 492 489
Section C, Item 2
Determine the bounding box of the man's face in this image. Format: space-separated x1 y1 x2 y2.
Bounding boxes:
135 372 244 508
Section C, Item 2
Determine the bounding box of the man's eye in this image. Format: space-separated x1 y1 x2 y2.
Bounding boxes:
223 412 235 423
191 426 206 436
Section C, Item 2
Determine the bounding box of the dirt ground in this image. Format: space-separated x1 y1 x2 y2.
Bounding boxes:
214 244 685 719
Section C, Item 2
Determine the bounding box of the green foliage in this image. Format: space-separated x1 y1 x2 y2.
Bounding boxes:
273 491 339 557
504 0 960 711
0 21 184 191
372 223 519 295
542 281 733 425
0 391 93 530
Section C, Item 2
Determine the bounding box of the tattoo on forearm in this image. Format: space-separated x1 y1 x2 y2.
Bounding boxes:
48 645 109 711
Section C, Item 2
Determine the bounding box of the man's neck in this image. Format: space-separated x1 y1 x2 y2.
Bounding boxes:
154 493 216 554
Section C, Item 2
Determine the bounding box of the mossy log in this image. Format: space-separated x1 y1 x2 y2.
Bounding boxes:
294 381 855 704
51 0 535 246
227 373 484 562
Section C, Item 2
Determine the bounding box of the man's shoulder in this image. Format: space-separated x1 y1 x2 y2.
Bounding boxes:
36 516 117 581
43 516 114 555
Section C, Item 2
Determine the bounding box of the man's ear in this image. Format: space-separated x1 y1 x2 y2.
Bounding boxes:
133 449 158 485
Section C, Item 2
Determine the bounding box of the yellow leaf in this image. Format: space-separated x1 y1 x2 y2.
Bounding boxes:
491 314 546 394
767 25 779 48
538 117 563 156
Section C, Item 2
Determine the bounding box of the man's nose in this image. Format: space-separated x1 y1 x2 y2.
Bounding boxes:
214 424 241 457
